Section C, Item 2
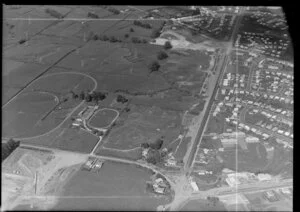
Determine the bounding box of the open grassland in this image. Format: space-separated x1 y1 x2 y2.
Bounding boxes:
51 161 170 211
102 105 183 150
180 198 227 211
219 143 268 173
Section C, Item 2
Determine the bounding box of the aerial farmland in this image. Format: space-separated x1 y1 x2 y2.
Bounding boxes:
2 5 293 211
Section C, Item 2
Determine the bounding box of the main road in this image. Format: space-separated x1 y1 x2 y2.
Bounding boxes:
184 7 246 172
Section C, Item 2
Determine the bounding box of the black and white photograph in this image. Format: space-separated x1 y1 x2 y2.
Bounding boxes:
2 5 293 211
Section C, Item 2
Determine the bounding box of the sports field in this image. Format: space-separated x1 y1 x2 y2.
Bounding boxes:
88 108 119 129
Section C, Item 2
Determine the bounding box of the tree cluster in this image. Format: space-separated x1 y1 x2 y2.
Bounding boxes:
75 90 107 103
145 148 162 165
164 41 173 50
107 7 120 15
131 37 148 44
87 12 99 19
148 61 161 73
96 34 122 43
150 21 166 39
116 95 128 103
141 137 164 150
2 139 20 162
157 51 168 60
45 8 63 19
18 39 26 44
133 20 152 29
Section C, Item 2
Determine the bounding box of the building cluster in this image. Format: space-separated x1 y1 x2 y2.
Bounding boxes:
179 8 236 40
263 187 292 202
235 32 289 58
82 157 104 173
223 169 273 187
248 10 287 31
194 148 218 165
150 177 170 194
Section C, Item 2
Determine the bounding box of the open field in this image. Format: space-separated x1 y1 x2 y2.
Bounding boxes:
101 104 183 150
219 143 268 173
51 161 170 210
180 198 227 211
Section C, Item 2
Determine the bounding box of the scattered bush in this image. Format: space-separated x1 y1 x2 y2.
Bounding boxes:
148 61 160 73
157 51 168 60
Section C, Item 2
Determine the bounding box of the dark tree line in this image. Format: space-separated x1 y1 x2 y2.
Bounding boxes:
2 139 20 162
45 8 64 19
133 20 152 29
94 34 122 43
107 7 120 15
116 95 128 103
72 90 107 103
87 12 99 19
150 21 166 39
131 37 148 44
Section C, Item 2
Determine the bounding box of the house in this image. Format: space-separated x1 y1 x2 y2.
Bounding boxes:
190 181 199 192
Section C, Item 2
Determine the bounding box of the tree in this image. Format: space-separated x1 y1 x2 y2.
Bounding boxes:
130 28 134 32
149 137 164 150
146 149 161 164
157 51 168 60
117 95 128 103
164 41 172 50
79 91 85 100
142 39 148 43
141 143 150 148
131 37 141 43
109 36 118 43
124 33 129 38
148 61 160 73
85 94 92 102
150 29 160 38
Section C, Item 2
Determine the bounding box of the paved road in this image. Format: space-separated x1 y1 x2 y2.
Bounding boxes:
184 8 246 172
19 143 175 188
